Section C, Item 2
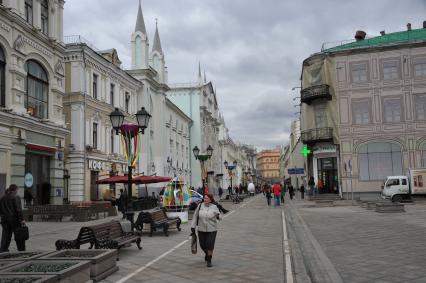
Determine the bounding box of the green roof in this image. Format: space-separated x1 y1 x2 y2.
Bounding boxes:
322 28 426 53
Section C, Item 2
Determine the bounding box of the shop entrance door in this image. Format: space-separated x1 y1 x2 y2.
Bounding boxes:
25 153 51 205
90 171 99 201
317 157 338 194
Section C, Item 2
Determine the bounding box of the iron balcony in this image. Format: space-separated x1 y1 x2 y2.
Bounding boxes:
301 84 332 104
301 127 333 144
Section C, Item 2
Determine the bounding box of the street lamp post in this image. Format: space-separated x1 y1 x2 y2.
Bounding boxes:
192 145 213 195
110 107 151 199
224 160 237 195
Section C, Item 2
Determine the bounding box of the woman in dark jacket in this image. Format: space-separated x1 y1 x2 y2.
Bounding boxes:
191 193 221 267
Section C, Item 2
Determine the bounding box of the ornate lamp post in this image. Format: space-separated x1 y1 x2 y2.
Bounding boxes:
193 145 213 195
224 160 237 195
109 107 151 199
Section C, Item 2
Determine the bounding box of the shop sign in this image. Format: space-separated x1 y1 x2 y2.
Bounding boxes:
313 145 336 155
88 159 105 171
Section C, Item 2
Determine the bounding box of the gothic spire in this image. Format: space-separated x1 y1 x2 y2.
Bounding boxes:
152 20 163 54
204 70 207 83
135 0 147 35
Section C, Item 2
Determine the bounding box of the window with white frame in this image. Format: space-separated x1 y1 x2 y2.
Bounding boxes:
383 61 399 80
125 92 130 113
384 98 401 123
25 60 48 119
110 84 114 106
414 59 426 77
110 129 114 154
40 0 48 35
92 74 98 99
92 122 98 149
25 0 33 25
415 95 426 120
314 103 327 128
351 63 368 82
359 142 402 181
352 100 370 125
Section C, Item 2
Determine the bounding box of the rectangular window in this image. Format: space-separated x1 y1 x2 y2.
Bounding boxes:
92 122 98 149
110 84 114 105
414 62 426 77
110 129 114 154
41 0 49 35
351 63 368 82
384 98 401 123
25 0 33 25
383 61 399 80
125 92 130 113
352 100 370 125
92 74 98 99
314 104 327 128
416 96 426 120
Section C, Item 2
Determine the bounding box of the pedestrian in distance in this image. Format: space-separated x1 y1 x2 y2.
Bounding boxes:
300 184 305 199
218 186 223 200
0 184 26 252
272 182 282 207
288 184 294 200
281 183 286 203
191 193 222 267
308 176 316 197
118 189 128 219
265 186 272 206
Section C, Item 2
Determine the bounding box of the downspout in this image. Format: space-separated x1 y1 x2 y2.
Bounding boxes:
82 43 87 201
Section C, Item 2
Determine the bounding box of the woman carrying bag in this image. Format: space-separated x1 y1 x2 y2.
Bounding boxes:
191 193 222 267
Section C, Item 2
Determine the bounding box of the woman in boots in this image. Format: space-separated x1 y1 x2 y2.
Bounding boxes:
191 193 221 267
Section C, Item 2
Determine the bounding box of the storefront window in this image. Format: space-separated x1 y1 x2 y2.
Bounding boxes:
359 142 402 181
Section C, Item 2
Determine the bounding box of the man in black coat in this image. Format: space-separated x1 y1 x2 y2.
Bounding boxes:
0 184 26 252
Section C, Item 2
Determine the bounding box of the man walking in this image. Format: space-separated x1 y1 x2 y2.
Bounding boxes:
0 184 26 252
272 182 282 207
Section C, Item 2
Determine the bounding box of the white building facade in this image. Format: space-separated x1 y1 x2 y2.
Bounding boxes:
0 0 67 204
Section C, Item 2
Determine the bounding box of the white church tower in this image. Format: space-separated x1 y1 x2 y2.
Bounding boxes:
131 0 149 69
150 22 167 84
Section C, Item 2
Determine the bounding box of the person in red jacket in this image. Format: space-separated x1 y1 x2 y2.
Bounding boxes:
272 182 282 207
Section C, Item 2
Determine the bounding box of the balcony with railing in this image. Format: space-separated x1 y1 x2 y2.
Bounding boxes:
301 84 331 105
301 127 333 144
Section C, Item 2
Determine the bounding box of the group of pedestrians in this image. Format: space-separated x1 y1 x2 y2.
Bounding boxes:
263 181 306 207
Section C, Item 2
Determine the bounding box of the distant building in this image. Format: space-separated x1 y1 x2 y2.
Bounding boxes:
257 148 281 184
300 23 426 199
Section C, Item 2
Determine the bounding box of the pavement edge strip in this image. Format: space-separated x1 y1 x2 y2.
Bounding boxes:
287 202 344 283
282 209 294 283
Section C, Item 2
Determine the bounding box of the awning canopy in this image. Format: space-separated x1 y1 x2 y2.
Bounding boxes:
96 175 172 185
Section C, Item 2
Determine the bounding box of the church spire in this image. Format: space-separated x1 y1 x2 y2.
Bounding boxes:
198 62 203 85
152 20 163 54
204 70 207 83
135 0 147 35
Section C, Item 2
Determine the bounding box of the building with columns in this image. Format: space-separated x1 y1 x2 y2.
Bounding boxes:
0 0 67 204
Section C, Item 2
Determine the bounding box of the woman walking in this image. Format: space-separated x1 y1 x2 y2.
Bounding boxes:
191 193 222 267
265 185 272 206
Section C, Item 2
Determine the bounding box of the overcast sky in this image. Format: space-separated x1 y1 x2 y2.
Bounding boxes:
64 0 426 150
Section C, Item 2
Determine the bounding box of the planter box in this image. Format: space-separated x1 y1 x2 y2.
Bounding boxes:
39 249 118 282
0 251 51 261
0 260 91 283
0 260 24 271
0 274 57 283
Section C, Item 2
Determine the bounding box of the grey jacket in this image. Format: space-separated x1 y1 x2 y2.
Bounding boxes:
191 203 221 232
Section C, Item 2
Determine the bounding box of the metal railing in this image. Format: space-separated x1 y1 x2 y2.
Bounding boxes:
301 84 331 104
64 35 99 51
301 127 333 144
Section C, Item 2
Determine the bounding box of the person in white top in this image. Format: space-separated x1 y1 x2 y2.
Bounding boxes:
191 193 222 267
248 182 255 196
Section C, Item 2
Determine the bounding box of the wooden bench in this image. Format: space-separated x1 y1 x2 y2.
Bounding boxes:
55 220 142 252
135 208 181 237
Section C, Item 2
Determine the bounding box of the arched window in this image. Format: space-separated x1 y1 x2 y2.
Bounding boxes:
25 60 48 119
0 47 5 107
359 142 402 181
421 143 426 167
41 0 49 35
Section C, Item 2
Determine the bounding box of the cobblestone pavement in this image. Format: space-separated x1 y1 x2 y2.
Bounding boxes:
1 195 287 283
286 196 426 283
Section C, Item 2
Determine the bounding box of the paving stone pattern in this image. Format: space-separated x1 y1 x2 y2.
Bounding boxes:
295 201 426 283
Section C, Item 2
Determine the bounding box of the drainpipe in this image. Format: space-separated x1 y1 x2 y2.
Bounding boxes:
82 43 87 201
